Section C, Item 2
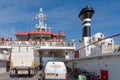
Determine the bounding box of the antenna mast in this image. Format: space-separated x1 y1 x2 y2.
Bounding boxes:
36 7 47 32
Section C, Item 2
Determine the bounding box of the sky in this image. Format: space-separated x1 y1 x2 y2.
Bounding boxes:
0 0 120 47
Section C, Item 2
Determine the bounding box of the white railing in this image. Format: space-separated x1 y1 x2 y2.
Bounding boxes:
0 41 75 47
75 33 120 56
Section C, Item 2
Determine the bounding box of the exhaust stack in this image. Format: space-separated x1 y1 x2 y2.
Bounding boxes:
79 6 94 38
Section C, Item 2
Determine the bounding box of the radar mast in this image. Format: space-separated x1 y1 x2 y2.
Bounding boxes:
36 7 47 32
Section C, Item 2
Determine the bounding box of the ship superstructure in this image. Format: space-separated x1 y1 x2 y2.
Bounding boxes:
16 8 65 42
15 7 75 58
0 7 75 74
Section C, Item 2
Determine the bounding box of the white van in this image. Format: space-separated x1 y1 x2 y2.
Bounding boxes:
42 61 68 80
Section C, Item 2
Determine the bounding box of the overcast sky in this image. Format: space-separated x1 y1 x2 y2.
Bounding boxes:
0 0 120 47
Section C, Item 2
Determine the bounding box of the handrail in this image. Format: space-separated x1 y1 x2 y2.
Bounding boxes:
0 41 75 47
76 33 120 51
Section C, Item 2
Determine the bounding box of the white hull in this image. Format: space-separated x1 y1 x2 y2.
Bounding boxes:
67 52 120 80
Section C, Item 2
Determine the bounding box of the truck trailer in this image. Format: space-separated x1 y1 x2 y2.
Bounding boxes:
9 45 40 77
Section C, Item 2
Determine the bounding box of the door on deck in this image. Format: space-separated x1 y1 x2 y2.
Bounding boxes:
101 70 108 80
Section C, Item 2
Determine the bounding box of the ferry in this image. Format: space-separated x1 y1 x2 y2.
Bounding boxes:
0 7 75 76
0 5 120 80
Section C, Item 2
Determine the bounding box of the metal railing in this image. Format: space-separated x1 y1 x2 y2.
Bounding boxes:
75 34 120 52
76 33 120 52
0 41 75 47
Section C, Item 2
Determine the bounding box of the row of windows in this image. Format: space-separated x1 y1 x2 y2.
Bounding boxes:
16 35 65 41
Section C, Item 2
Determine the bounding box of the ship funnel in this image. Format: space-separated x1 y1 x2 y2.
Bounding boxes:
79 6 94 38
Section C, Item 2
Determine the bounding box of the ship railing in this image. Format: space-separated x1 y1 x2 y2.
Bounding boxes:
0 41 75 47
0 41 13 46
75 33 120 57
35 41 75 47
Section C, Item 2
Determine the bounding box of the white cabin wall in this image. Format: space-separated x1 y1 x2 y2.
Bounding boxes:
75 58 99 73
68 52 120 80
99 54 120 80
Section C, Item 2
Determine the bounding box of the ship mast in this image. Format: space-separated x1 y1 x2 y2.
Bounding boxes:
36 8 47 32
